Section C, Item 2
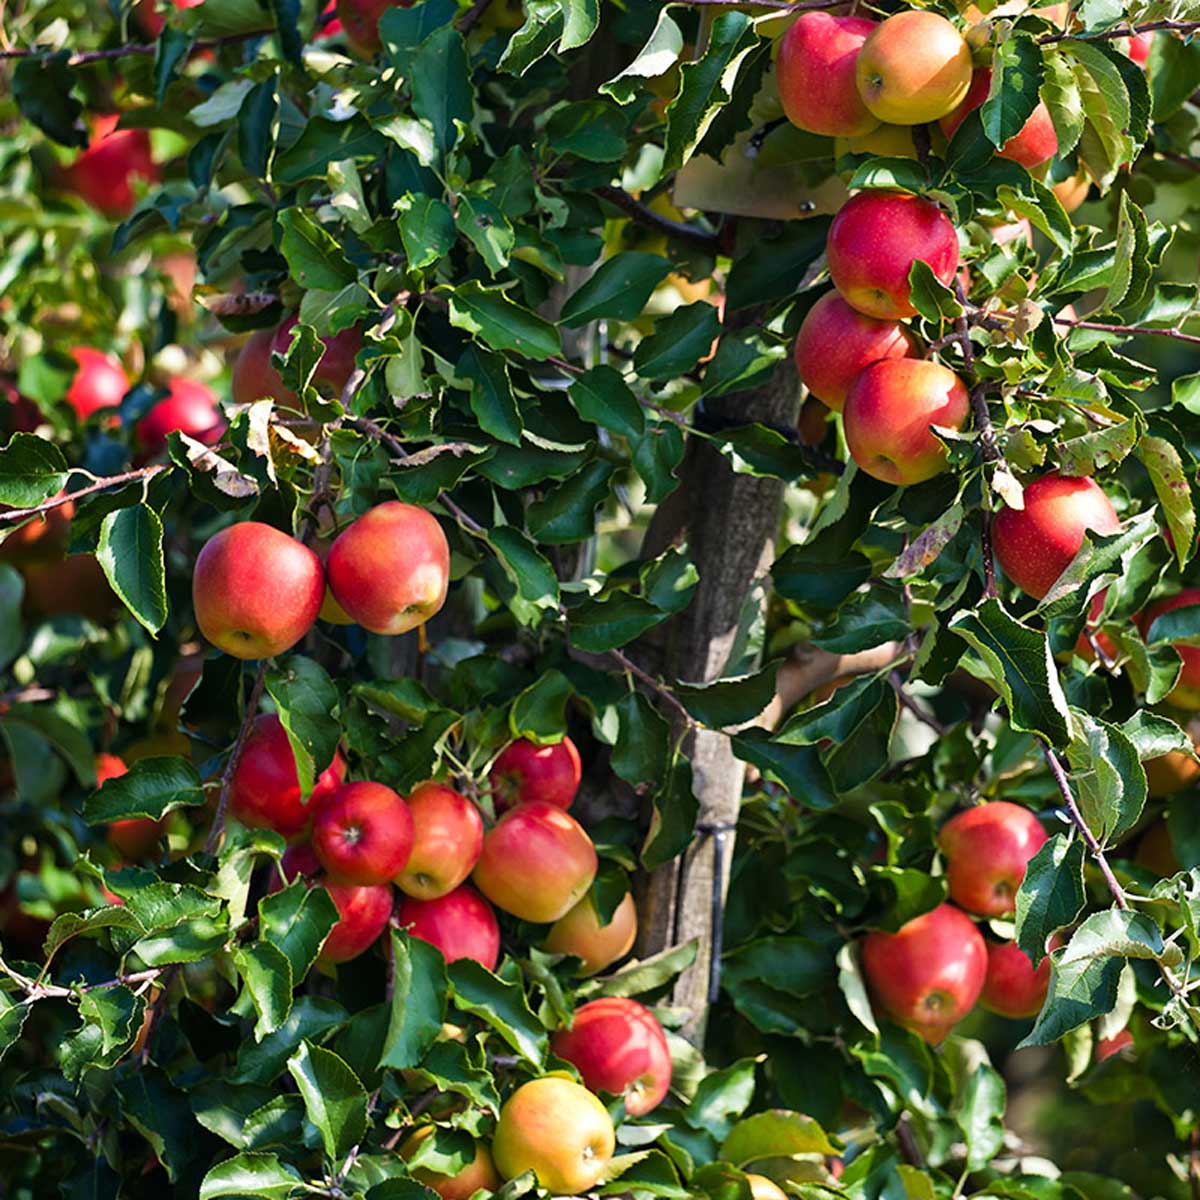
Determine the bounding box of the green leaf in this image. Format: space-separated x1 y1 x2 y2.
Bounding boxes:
232 996 349 1085
487 525 561 613
0 563 23 671
0 992 30 1066
719 1111 841 1164
444 281 563 361
266 655 340 803
448 959 548 1066
983 36 1044 149
568 366 645 441
729 730 837 809
380 932 448 1069
561 253 671 327
683 1058 757 1141
459 347 521 446
958 1064 1006 1170
274 118 388 185
497 0 562 75
200 1153 304 1199
589 939 698 999
61 985 145 1079
457 194 515 276
238 76 279 180
568 593 666 653
611 691 670 788
642 754 698 871
907 260 962 325
380 0 458 74
949 599 1072 747
1042 49 1085 154
1138 435 1195 569
600 9 684 105
278 208 356 291
411 25 473 159
633 303 721 382
0 434 68 506
13 52 85 147
397 195 456 271
82 756 205 824
233 942 294 1040
510 670 573 742
812 589 908 655
286 1042 368 1162
676 663 779 728
1064 712 1147 846
96 504 168 634
1015 834 1086 963
259 880 340 983
527 460 614 545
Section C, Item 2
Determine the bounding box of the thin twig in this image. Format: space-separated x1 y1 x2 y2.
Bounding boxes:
1038 17 1200 44
0 465 167 526
889 671 949 735
203 664 267 856
0 28 265 62
0 957 162 1002
456 0 493 32
594 185 722 256
607 646 700 730
1053 315 1200 346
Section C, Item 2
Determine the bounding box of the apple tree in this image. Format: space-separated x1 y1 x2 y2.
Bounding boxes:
0 0 1198 1194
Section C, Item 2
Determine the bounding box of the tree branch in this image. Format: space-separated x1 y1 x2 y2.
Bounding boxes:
594 185 722 256
0 465 168 526
0 28 266 62
1053 315 1200 346
0 956 163 1002
1038 17 1200 44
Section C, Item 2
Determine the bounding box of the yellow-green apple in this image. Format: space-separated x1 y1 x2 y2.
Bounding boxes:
137 378 225 457
65 348 128 419
231 317 362 409
855 11 973 125
793 290 917 412
551 998 672 1116
395 781 484 899
861 903 987 1043
826 190 960 319
473 802 598 923
747 1177 788 1200
938 801 1046 917
1141 589 1200 709
400 1128 501 1200
992 471 1120 599
99 753 166 860
490 736 582 811
192 522 325 658
940 69 1058 168
776 13 880 137
231 713 347 838
395 885 500 969
1053 170 1091 213
492 1077 615 1195
279 844 392 964
57 114 160 219
325 501 450 636
980 937 1057 1018
544 891 637 976
843 358 969 485
312 781 414 885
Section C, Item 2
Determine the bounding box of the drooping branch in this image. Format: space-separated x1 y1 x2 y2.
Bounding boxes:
0 465 169 526
1053 315 1200 346
594 185 723 256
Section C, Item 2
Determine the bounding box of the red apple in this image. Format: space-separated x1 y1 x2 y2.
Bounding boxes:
58 114 160 219
843 358 970 485
192 522 325 659
473 802 598 924
400 1129 501 1200
776 13 880 138
395 885 501 969
325 501 450 636
1096 1027 1134 1062
551 997 672 1116
544 891 637 976
940 70 1058 169
65 348 129 420
395 781 484 900
826 190 960 320
312 781 414 885
861 903 987 1043
1141 588 1200 709
939 801 1047 917
1127 31 1154 66
230 713 347 838
98 753 167 860
279 844 393 965
992 471 1121 599
334 0 414 56
231 317 362 410
981 937 1057 1018
793 291 916 413
135 0 204 37
136 378 225 456
490 736 582 812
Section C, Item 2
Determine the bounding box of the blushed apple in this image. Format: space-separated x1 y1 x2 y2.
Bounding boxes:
312 781 414 885
544 891 637 976
776 13 880 137
940 69 1058 169
1141 588 1200 709
395 885 501 969
65 348 128 420
99 753 167 860
400 1128 501 1200
395 780 484 899
490 736 582 811
136 378 225 457
939 801 1047 917
980 937 1056 1018
230 317 362 410
58 114 160 219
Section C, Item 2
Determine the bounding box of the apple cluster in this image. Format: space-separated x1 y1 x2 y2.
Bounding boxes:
862 800 1052 1042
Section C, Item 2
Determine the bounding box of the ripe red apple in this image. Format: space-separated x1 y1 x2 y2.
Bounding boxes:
135 0 204 37
776 14 880 138
136 378 225 457
473 802 598 923
231 714 347 837
551 997 672 1116
992 471 1121 599
231 317 362 410
544 891 637 976
325 501 450 636
400 1129 501 1200
940 70 1058 169
1095 1027 1134 1062
980 937 1057 1018
312 781 414 885
98 753 167 860
492 1077 615 1195
861 903 987 1043
939 801 1047 917
843 358 970 485
793 291 916 413
826 191 960 320
65 348 129 420
1141 588 1200 709
192 522 325 659
395 781 484 899
395 885 501 969
58 114 160 219
490 736 582 811
1127 31 1154 66
855 11 973 125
